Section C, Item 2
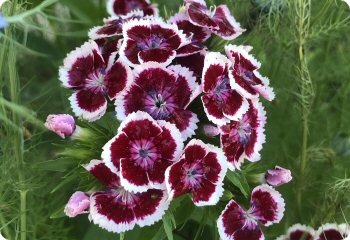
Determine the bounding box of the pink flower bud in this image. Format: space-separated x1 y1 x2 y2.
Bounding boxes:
265 166 292 187
203 124 220 137
64 191 90 218
45 114 76 139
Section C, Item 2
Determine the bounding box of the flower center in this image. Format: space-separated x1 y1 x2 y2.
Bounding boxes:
238 65 258 85
210 75 231 103
144 89 176 120
86 68 106 93
137 35 167 50
182 162 204 189
130 139 159 170
111 187 139 207
230 115 252 145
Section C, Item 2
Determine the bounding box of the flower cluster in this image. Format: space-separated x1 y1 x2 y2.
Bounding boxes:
276 223 350 240
47 0 290 239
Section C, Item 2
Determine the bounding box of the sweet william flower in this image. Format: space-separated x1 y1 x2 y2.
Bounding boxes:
265 166 292 187
217 184 285 240
106 0 158 17
116 62 200 140
84 159 169 233
276 224 316 240
315 223 350 240
64 191 90 218
59 41 132 122
220 99 266 170
165 139 227 206
45 114 76 139
119 17 188 67
201 52 249 126
102 111 184 193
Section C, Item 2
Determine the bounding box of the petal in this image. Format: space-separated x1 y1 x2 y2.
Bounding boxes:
176 51 206 82
284 224 315 240
185 1 218 29
88 10 144 40
169 110 199 140
59 41 105 89
220 132 245 170
249 184 285 226
138 48 176 66
118 111 163 140
176 43 204 57
106 0 158 17
89 188 167 233
69 90 107 122
120 158 151 192
83 159 120 187
222 90 249 121
102 132 131 175
95 38 121 64
316 223 349 240
212 5 245 40
201 95 229 126
104 60 133 100
217 200 264 240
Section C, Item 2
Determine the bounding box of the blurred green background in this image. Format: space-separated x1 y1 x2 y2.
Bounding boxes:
1 0 350 239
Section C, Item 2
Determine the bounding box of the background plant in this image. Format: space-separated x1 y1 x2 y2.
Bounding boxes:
0 0 349 239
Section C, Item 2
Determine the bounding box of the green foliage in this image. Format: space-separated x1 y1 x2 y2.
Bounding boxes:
0 0 350 239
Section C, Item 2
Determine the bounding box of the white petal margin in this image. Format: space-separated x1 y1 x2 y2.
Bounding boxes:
225 44 261 69
251 184 285 226
82 159 104 172
201 97 230 126
222 95 249 122
101 133 125 175
118 110 162 135
245 99 267 162
119 18 188 67
89 192 137 233
89 10 144 40
212 5 245 40
285 224 316 239
217 200 265 240
136 190 170 228
315 223 350 240
252 71 276 101
343 0 350 8
192 140 228 207
181 112 199 141
69 91 107 122
119 161 153 193
106 0 159 17
59 41 101 88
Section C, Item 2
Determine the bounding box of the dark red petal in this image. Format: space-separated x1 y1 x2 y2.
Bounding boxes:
83 159 120 187
183 141 207 162
221 133 245 170
217 200 264 240
107 0 157 16
316 224 349 240
104 60 132 100
120 158 150 192
102 132 131 174
176 52 205 83
283 224 315 240
249 185 285 226
203 63 228 93
122 39 140 65
154 122 182 161
119 111 162 140
168 110 198 140
222 90 248 120
176 43 203 57
117 84 147 120
201 95 227 125
69 89 107 122
138 49 176 65
165 160 190 199
185 1 218 29
212 5 244 40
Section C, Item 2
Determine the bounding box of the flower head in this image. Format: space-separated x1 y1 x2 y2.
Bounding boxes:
220 99 266 170
217 184 285 240
265 166 292 187
102 111 184 193
119 18 187 67
45 114 76 139
64 191 90 218
225 44 275 101
106 0 158 17
116 63 200 140
276 224 315 240
85 159 169 233
315 223 350 240
165 139 227 206
59 41 132 121
201 52 249 126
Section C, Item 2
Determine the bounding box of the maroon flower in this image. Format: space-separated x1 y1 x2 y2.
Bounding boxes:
276 224 316 240
84 159 169 233
226 44 275 101
119 18 187 67
89 10 144 40
265 166 292 187
220 99 266 170
217 184 285 240
185 0 244 40
315 224 350 240
116 63 200 140
101 111 184 193
168 11 210 57
59 41 132 121
165 139 227 206
201 52 249 126
106 0 158 17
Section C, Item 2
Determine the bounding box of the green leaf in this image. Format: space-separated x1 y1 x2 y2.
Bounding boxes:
226 170 250 198
50 205 65 219
163 214 174 240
